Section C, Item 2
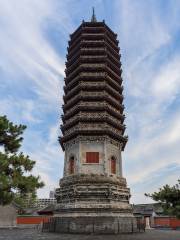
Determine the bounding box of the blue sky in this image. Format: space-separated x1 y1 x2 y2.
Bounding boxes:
0 0 180 204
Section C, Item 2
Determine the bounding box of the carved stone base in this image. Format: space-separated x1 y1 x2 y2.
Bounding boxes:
56 174 132 216
47 216 137 234
54 174 136 233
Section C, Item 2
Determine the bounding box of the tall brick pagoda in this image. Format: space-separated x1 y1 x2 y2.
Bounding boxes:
55 10 137 233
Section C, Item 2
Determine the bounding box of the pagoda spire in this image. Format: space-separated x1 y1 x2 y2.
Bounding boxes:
91 7 97 22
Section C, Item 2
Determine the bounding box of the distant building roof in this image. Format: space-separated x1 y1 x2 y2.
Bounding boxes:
133 203 163 216
37 204 56 215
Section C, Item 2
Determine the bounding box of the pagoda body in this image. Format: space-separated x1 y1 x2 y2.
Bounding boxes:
55 15 137 234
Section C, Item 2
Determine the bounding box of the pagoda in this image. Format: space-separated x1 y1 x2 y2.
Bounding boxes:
54 9 137 233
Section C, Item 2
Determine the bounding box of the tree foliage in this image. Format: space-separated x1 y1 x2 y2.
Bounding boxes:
145 180 180 219
14 192 37 213
0 115 44 205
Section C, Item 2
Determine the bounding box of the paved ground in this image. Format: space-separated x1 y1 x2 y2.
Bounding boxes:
0 228 179 240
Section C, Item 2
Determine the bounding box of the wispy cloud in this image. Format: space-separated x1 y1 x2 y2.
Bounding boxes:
0 0 68 197
152 55 180 101
113 0 180 203
0 0 66 106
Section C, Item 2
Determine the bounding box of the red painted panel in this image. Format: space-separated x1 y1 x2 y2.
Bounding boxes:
170 218 180 229
154 217 170 226
86 152 99 163
154 217 180 229
17 216 50 224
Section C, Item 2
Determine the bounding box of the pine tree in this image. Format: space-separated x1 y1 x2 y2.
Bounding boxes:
0 115 44 205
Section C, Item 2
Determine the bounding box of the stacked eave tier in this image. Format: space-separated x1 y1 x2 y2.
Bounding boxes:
60 21 128 150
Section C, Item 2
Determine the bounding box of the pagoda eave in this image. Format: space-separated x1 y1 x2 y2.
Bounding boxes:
61 130 127 147
61 116 126 133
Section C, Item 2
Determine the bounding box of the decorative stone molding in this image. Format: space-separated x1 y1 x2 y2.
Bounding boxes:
56 174 131 213
63 136 122 150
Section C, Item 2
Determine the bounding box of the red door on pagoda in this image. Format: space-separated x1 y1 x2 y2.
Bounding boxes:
69 157 75 174
111 157 116 174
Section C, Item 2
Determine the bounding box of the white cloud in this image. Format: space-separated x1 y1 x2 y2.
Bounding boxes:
0 0 72 198
124 109 180 186
23 121 64 198
130 163 180 204
114 0 171 71
112 0 180 203
152 55 180 101
36 172 59 198
0 0 66 105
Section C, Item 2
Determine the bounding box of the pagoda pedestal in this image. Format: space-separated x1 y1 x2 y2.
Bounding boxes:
53 174 137 233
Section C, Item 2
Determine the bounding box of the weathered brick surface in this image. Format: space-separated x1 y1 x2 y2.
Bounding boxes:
46 216 137 234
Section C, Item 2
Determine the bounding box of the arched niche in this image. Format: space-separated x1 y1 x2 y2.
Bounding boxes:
110 156 116 174
69 155 75 174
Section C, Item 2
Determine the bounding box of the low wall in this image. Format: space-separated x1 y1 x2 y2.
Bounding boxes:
170 218 180 229
42 216 141 234
17 216 51 225
154 217 180 229
0 205 17 227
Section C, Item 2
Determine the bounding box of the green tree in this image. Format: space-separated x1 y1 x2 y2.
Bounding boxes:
0 115 44 205
145 179 180 219
14 191 37 212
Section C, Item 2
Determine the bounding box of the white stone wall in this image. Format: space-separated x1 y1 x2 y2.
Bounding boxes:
80 141 104 175
64 142 80 176
64 138 122 177
106 141 122 177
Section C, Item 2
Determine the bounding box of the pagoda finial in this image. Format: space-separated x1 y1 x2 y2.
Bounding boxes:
91 7 97 22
